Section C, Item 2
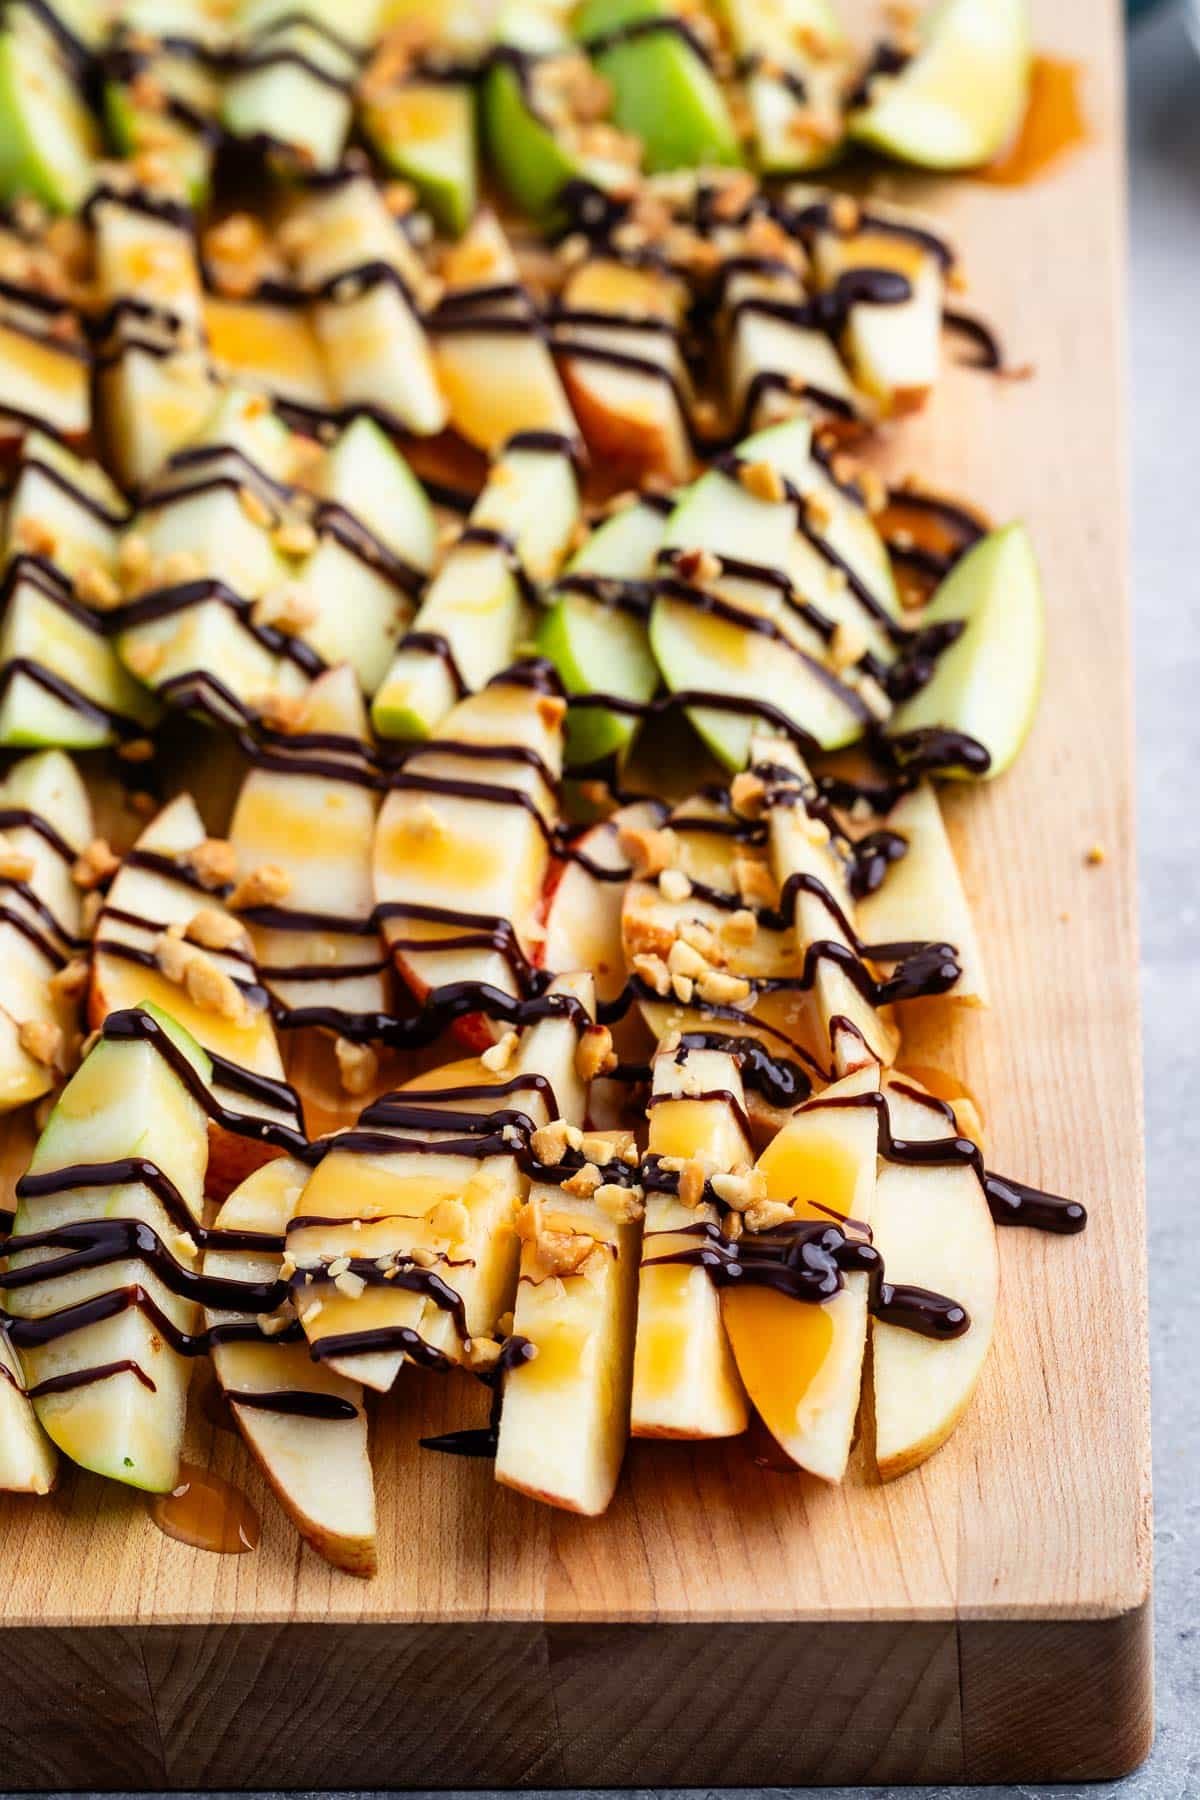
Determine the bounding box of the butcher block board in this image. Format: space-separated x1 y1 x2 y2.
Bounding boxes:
0 0 1150 1787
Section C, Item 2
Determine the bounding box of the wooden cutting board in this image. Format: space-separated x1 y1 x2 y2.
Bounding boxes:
0 0 1150 1786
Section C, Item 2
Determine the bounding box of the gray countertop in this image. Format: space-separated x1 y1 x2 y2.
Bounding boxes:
24 7 1200 1800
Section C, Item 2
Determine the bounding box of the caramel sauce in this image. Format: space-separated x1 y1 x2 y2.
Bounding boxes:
148 1461 261 1555
979 57 1089 188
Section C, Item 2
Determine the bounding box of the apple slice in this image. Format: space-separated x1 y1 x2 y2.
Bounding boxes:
372 671 564 1033
372 437 579 740
283 175 445 436
544 799 661 1017
849 0 1031 171
496 1129 642 1514
222 6 372 170
631 1045 750 1439
727 1062 879 1480
0 306 90 449
553 254 695 483
887 523 1043 780
0 10 100 212
289 973 592 1390
204 1155 376 1576
3 1005 211 1493
726 0 849 174
230 666 387 1027
103 43 222 207
576 0 742 174
650 418 882 767
722 257 862 438
801 191 945 417
854 779 988 1007
290 416 433 694
536 492 665 767
0 749 91 1113
361 70 477 237
756 730 899 1066
0 1330 58 1495
431 211 579 453
90 792 297 1193
871 1073 999 1478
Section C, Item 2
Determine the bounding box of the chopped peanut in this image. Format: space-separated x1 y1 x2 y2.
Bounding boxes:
576 1023 616 1082
71 837 119 891
229 863 292 909
187 837 238 890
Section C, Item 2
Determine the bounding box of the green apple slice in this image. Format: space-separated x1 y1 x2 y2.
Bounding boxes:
0 311 90 447
4 1005 211 1492
0 14 101 212
849 0 1031 171
576 0 742 173
724 0 849 174
362 75 477 236
887 522 1043 779
103 46 222 206
723 259 861 436
0 565 160 751
631 1045 750 1439
536 494 664 767
373 438 578 740
0 749 91 1113
222 14 361 170
205 1156 377 1575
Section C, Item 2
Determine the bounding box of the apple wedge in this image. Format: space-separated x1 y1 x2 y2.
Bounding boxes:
0 1330 58 1495
496 1125 642 1515
650 416 889 768
372 671 564 1034
854 779 989 1007
0 302 90 449
90 792 301 1193
103 32 223 207
288 973 593 1390
871 1073 999 1478
282 175 445 436
204 1155 377 1576
536 492 665 767
544 800 661 1019
576 0 742 174
230 666 388 1028
222 2 382 171
887 523 1043 779
361 62 478 237
431 211 579 452
0 748 92 1113
631 1044 750 1439
849 0 1031 171
202 294 333 423
800 190 946 417
725 0 849 174
721 256 862 439
372 437 579 739
552 254 695 483
0 9 100 212
3 1005 211 1492
755 730 900 1066
728 1062 880 1480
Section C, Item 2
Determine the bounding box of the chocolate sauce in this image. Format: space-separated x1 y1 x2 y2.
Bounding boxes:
943 307 1006 372
226 1388 359 1421
418 1335 537 1459
676 1031 817 1109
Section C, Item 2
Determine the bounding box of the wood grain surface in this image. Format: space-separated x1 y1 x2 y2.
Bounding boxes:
0 0 1151 1785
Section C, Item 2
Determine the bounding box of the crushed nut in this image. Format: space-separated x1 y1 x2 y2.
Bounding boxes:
184 907 244 951
71 837 120 890
671 971 695 1003
124 639 165 679
830 194 862 235
481 1029 518 1073
744 1198 798 1233
730 769 767 817
184 948 248 1022
186 836 238 889
0 845 35 882
14 515 57 559
632 951 671 996
49 956 90 998
667 937 709 981
1085 843 1106 866
675 545 722 585
576 1023 616 1082
733 852 779 908
253 689 310 735
74 563 122 610
618 823 680 878
334 1269 367 1299
678 1159 708 1208
697 968 753 1005
335 1036 379 1096
659 866 692 903
117 736 156 764
711 1168 769 1211
560 1160 602 1199
229 862 292 909
531 1119 573 1166
273 518 318 557
830 621 868 670
595 1183 644 1223
18 1017 63 1068
252 584 318 635
738 459 787 505
428 1198 469 1243
720 908 758 948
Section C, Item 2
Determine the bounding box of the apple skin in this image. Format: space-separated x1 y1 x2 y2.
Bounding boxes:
362 77 477 237
849 0 1032 171
887 522 1044 779
0 23 100 212
481 58 581 224
575 0 743 174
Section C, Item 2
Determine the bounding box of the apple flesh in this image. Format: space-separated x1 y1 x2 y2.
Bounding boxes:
730 1062 880 1480
631 1046 750 1439
431 211 578 452
854 779 989 1007
887 522 1043 779
222 6 373 170
373 674 563 1037
0 749 92 1113
575 0 742 174
849 0 1032 171
0 1329 58 1495
727 0 848 174
4 1006 211 1493
0 309 90 450
871 1073 999 1478
373 438 579 740
205 1155 377 1576
362 75 477 237
722 259 861 438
